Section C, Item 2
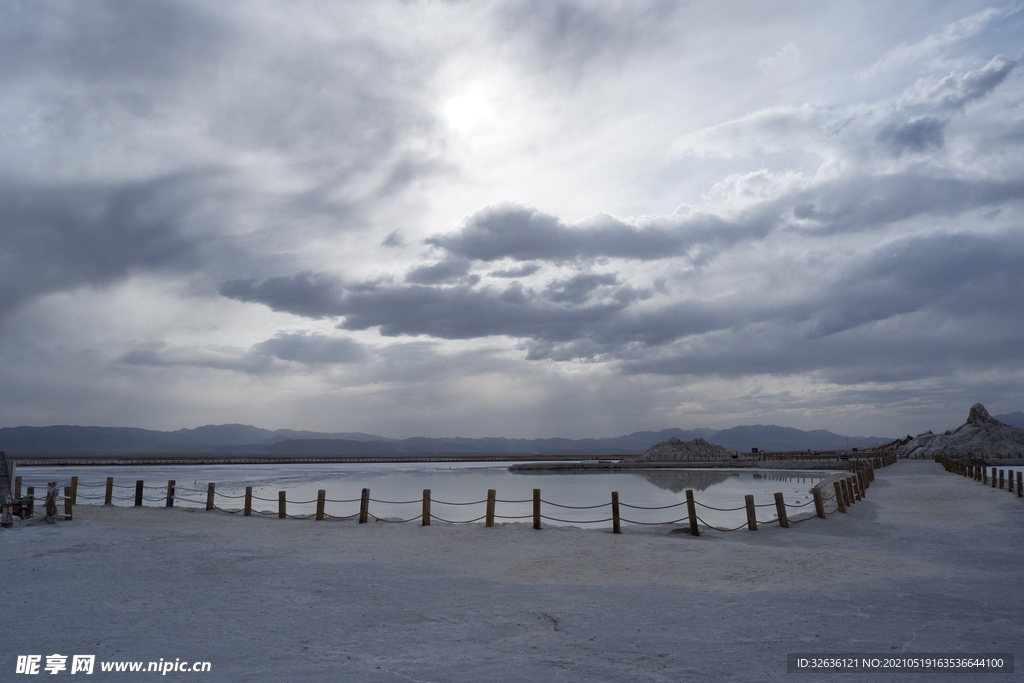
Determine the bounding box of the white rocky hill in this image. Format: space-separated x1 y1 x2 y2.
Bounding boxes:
896 403 1024 459
634 436 737 461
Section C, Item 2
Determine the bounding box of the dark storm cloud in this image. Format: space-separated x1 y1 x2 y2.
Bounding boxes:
0 1 450 321
425 202 730 262
121 333 366 373
221 223 1024 370
251 333 367 365
618 309 1024 385
405 258 472 285
429 170 1024 270
0 0 229 84
543 272 619 304
382 230 405 248
0 174 212 315
489 263 541 278
219 273 346 320
219 268 733 361
119 342 273 374
806 230 1024 336
787 173 1024 235
615 229 1024 379
876 117 945 156
324 282 638 342
219 273 654 343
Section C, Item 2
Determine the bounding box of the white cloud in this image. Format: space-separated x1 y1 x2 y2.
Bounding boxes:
899 54 1017 110
857 5 1019 79
757 42 801 75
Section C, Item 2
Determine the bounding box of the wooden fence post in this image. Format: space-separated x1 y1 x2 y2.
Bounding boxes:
26 486 35 516
983 467 988 485
833 482 846 513
166 480 176 508
46 482 57 521
105 477 114 505
774 492 789 528
317 490 327 521
999 470 1005 490
685 489 699 536
206 483 215 511
851 476 861 501
135 480 144 507
842 478 854 506
533 489 541 530
243 487 252 516
422 489 431 526
812 488 825 518
63 485 73 521
611 491 621 534
278 491 286 518
485 489 496 527
14 475 21 498
70 476 78 505
745 494 757 530
358 488 369 523
1017 471 1022 498
991 468 996 487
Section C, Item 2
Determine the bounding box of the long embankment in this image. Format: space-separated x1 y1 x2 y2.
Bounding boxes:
509 458 853 471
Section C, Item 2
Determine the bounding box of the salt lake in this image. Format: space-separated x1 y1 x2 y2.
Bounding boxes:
16 461 841 529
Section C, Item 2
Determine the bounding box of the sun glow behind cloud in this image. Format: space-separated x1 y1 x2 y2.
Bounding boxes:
442 90 497 134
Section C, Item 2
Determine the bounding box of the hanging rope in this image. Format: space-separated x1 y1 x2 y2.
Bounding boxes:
539 515 613 524
431 498 488 506
619 501 686 510
429 513 488 524
693 501 745 512
618 516 691 525
694 516 749 533
540 500 611 510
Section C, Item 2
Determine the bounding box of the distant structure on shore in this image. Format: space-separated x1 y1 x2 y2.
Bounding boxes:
896 404 1024 459
635 437 737 461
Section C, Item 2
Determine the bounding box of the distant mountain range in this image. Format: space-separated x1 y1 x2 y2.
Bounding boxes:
0 421 900 456
995 411 1024 429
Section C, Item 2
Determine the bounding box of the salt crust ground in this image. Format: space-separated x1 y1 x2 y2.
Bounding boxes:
3 460 1022 683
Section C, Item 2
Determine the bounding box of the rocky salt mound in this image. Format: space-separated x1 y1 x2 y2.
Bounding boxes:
896 403 1024 459
635 436 736 461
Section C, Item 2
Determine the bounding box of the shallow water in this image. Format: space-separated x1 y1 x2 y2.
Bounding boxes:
16 462 838 529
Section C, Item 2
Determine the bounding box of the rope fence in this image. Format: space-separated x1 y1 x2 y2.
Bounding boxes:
5 454 896 534
936 455 1024 499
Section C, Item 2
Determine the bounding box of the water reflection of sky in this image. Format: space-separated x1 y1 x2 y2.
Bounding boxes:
16 462 840 529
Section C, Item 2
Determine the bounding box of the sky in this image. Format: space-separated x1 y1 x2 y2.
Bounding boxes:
1 0 1023 439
